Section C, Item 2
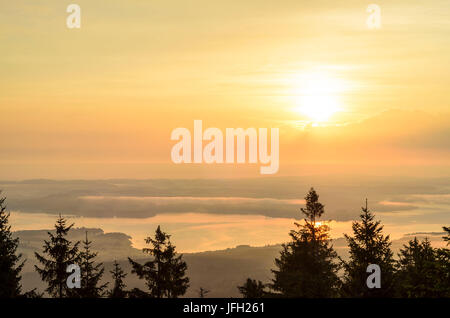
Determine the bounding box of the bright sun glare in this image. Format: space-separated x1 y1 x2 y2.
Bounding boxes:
292 71 344 123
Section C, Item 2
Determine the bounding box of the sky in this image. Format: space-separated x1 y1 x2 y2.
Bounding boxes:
1 1 450 253
1 0 450 179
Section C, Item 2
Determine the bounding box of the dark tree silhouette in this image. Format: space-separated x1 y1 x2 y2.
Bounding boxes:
35 215 80 298
271 188 340 297
109 260 127 298
74 231 108 298
0 193 24 297
127 288 150 298
436 226 450 296
198 287 210 298
396 237 449 297
128 226 189 298
341 200 396 297
443 226 450 244
238 278 266 298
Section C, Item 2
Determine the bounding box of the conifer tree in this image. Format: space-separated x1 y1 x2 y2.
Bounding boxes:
341 200 396 297
109 260 127 298
271 188 340 297
198 287 210 298
128 226 189 298
0 193 24 297
443 226 450 244
436 226 450 296
74 232 108 298
396 238 449 297
238 278 266 298
35 215 80 298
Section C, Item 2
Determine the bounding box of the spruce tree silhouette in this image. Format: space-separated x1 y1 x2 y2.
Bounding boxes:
109 260 127 298
74 231 108 298
198 287 210 298
341 200 396 297
35 214 80 298
0 192 24 298
436 226 450 296
271 188 340 297
443 226 450 244
128 225 189 298
238 278 266 298
397 237 450 297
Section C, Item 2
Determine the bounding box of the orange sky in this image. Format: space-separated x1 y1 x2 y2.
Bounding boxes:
1 0 450 179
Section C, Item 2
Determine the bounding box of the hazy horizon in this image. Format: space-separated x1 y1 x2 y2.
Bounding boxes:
3 175 449 253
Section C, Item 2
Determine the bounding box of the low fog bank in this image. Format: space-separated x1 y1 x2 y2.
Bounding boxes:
2 176 450 224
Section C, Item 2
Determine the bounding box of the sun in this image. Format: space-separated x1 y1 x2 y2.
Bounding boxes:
299 95 340 122
291 71 344 122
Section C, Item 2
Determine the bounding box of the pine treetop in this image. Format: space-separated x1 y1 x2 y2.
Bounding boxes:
271 188 340 297
341 200 396 297
291 188 330 244
344 200 393 263
111 260 127 281
0 193 24 297
76 231 108 298
34 214 80 298
109 260 127 298
129 225 189 298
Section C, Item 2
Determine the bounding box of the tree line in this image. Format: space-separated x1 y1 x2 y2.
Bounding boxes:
0 191 188 298
239 188 450 298
0 189 449 298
